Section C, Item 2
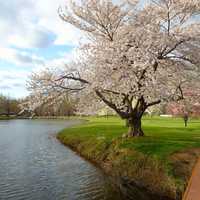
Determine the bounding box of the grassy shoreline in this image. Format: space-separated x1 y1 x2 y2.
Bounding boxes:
57 116 200 200
0 116 16 120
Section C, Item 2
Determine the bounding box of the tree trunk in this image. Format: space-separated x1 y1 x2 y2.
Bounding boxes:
127 116 144 137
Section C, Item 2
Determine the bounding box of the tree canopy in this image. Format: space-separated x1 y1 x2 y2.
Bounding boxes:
27 0 200 136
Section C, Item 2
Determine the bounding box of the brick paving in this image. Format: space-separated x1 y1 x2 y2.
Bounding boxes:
183 159 200 200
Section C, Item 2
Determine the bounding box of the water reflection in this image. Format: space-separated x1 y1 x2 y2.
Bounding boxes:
0 120 123 200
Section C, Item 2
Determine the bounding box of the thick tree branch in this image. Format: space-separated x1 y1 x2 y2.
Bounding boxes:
95 90 128 118
56 74 90 84
162 40 186 57
146 100 161 107
164 55 197 65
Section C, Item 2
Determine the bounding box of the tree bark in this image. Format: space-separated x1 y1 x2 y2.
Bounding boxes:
127 116 144 137
95 90 161 137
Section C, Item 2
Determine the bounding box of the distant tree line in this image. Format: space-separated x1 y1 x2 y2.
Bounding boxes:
34 96 76 117
0 95 21 116
20 94 76 117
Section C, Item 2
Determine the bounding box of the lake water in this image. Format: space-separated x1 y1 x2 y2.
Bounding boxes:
0 119 124 200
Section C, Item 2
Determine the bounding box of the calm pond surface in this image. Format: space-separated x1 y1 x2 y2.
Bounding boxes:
0 119 124 200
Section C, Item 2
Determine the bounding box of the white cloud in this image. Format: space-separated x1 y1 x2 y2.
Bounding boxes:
0 47 45 66
33 47 79 73
0 47 78 98
0 70 31 82
0 0 56 49
0 0 84 49
0 0 85 98
7 25 56 49
0 69 31 98
35 0 84 46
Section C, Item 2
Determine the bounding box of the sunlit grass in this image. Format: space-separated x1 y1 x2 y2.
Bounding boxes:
59 116 200 159
0 116 15 120
57 116 200 196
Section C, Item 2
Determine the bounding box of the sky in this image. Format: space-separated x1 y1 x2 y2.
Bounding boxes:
0 0 83 99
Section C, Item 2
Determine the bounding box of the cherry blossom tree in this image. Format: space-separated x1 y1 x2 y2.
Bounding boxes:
28 0 200 137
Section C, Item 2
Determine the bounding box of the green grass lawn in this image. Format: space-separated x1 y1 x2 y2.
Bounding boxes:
59 116 200 160
58 116 200 198
0 116 15 120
